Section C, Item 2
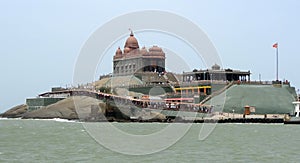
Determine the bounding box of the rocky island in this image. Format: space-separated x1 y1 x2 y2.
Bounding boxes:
1 31 297 123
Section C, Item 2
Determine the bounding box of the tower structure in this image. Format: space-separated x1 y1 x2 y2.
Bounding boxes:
113 31 166 76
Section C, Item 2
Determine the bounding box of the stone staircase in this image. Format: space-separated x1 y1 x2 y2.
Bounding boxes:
200 81 234 105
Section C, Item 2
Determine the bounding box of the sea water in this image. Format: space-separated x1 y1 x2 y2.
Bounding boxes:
0 119 299 162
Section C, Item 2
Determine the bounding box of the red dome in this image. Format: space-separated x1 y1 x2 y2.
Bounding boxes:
115 47 122 56
124 47 131 53
124 31 139 49
149 45 162 52
140 46 148 54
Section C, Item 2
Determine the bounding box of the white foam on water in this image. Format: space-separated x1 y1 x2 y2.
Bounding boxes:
29 118 79 123
52 118 78 123
0 117 22 120
0 118 79 123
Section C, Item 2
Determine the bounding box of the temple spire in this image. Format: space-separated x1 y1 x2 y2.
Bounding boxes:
129 28 134 36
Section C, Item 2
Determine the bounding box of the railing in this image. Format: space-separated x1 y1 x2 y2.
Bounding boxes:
39 89 212 113
200 81 234 105
233 80 290 85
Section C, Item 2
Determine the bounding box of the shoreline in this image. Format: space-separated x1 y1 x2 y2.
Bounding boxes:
0 116 286 124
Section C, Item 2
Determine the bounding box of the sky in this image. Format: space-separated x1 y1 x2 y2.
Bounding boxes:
0 0 299 112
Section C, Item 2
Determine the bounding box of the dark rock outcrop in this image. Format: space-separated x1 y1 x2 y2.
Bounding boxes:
22 96 105 120
1 96 106 120
0 104 28 118
0 96 166 121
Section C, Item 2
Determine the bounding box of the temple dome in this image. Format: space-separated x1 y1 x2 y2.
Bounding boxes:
212 63 221 70
115 47 122 56
149 45 162 52
124 31 139 49
124 47 131 53
140 46 148 54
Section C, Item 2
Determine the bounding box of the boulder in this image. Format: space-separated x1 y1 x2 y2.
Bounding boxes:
0 104 28 118
22 96 105 120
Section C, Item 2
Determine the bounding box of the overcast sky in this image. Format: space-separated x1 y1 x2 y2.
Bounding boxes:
0 0 299 112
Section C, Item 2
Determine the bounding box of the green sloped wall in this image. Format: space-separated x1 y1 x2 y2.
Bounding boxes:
205 84 296 114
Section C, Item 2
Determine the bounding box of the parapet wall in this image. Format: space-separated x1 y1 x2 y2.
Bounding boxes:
26 97 65 111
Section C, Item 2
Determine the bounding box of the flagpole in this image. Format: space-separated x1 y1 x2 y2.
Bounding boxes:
276 43 278 81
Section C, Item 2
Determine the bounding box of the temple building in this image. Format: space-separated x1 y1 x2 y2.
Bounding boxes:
182 64 251 82
113 31 166 76
112 31 250 82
